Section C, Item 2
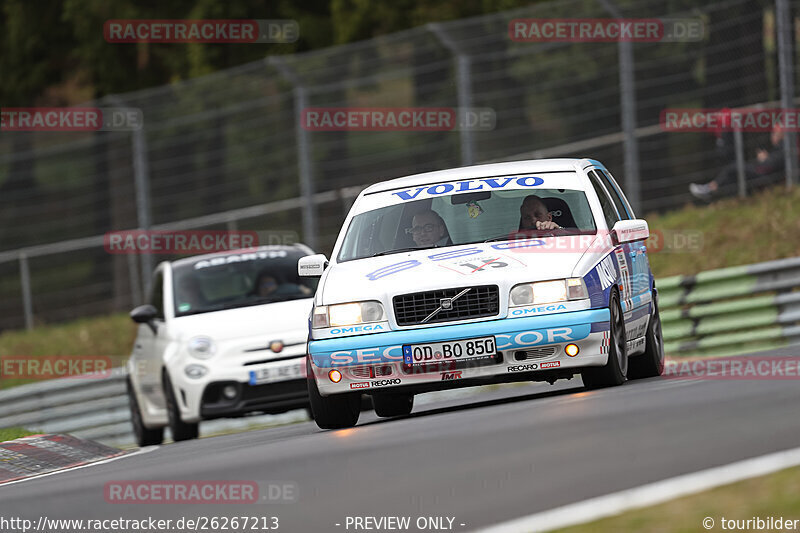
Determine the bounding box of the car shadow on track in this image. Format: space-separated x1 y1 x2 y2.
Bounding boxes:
356 381 588 429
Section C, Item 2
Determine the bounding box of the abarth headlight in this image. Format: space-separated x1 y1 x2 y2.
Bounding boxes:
509 278 588 306
187 336 216 359
312 301 386 328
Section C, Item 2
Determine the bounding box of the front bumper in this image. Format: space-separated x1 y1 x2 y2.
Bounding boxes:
199 378 308 419
169 353 309 422
308 308 611 396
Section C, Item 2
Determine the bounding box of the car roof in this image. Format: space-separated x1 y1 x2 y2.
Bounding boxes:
168 243 313 269
362 158 594 195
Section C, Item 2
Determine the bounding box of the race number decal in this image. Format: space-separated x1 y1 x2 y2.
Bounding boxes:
439 254 522 275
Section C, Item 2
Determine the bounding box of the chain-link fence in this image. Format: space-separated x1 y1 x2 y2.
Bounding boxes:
0 0 797 331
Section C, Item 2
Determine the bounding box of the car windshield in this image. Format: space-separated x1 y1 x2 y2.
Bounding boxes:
337 187 596 262
172 249 317 317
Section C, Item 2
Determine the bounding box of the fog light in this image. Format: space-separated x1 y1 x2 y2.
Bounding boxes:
565 343 579 357
328 369 342 383
222 385 238 399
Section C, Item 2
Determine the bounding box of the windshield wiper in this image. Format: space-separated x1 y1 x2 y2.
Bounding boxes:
372 247 425 257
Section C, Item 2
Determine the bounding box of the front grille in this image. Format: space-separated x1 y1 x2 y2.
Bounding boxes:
350 367 372 379
374 365 393 376
513 346 558 361
349 365 394 379
393 285 499 326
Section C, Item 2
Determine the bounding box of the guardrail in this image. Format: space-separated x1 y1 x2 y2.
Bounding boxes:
659 256 800 357
0 368 307 447
2 256 798 447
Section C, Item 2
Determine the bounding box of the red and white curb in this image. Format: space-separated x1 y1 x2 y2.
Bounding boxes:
0 434 125 484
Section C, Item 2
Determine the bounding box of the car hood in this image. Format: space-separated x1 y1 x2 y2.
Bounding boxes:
171 298 312 343
321 238 607 304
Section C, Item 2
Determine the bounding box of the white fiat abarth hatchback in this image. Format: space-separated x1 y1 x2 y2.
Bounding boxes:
300 159 664 429
126 244 318 445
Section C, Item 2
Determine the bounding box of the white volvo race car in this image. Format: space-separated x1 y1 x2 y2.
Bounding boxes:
126 244 317 446
300 158 665 429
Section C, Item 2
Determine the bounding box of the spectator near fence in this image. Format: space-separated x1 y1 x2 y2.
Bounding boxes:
690 123 788 201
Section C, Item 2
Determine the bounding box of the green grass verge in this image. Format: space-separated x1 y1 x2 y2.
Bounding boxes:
554 465 800 533
645 184 800 277
0 313 135 389
0 427 36 441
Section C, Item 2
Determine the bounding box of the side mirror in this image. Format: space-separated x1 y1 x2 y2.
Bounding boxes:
298 254 329 277
130 304 158 334
611 219 649 245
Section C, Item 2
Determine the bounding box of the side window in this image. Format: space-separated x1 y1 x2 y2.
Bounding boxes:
594 169 630 220
587 172 620 229
150 271 165 320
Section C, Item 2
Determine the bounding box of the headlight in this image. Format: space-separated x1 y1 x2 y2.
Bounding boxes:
187 336 216 359
312 301 386 328
509 278 588 307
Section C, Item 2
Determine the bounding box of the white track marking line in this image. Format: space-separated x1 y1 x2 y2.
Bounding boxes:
0 445 159 488
478 445 800 533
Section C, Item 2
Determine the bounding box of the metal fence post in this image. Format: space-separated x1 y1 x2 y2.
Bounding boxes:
776 0 797 188
269 57 318 251
19 253 33 330
126 253 141 308
132 126 153 299
734 128 747 197
428 23 475 166
598 0 641 210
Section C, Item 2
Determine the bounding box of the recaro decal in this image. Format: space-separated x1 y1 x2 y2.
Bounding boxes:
392 176 544 201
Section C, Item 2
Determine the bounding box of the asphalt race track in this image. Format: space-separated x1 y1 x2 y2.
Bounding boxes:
2 347 799 532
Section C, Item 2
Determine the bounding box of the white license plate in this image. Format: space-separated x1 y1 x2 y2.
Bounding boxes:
248 361 304 385
403 336 496 367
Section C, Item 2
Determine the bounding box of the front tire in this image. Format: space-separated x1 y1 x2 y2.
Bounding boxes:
162 371 199 442
307 359 360 429
127 377 164 447
582 289 627 389
628 291 665 379
372 393 414 417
